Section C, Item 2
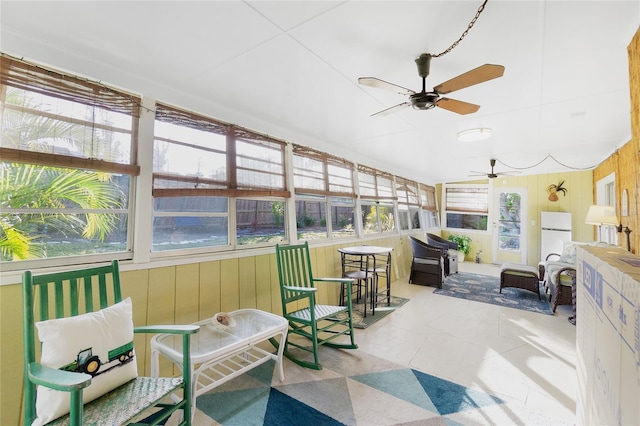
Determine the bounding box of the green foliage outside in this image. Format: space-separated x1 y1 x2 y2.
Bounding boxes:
364 205 394 232
271 202 285 226
297 213 315 228
1 87 126 261
0 163 125 261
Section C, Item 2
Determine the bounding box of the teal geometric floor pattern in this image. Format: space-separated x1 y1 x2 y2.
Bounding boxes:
195 346 504 425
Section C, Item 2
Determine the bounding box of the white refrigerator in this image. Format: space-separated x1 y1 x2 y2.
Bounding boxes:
540 211 572 260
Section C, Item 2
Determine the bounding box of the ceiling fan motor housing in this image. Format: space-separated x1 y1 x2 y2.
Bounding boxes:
488 160 498 178
415 54 432 78
410 92 438 110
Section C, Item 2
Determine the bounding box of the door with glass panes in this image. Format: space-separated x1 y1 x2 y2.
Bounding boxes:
492 189 527 264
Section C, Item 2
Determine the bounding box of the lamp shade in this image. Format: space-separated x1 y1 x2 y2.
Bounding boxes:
585 205 618 225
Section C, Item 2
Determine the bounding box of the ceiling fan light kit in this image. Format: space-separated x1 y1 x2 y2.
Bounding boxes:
457 127 492 142
410 93 438 110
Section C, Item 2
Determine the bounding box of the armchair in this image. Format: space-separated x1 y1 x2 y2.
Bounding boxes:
274 242 358 370
22 260 199 426
539 242 580 311
426 233 459 275
408 236 445 288
539 240 614 317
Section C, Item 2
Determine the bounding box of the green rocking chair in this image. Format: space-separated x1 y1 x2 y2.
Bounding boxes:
22 259 199 426
273 242 358 370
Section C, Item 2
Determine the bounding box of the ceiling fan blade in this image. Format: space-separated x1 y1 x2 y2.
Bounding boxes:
433 64 505 95
371 102 411 117
436 98 480 115
468 171 521 178
358 77 415 95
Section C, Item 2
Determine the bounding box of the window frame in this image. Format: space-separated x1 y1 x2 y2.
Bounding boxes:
294 194 329 241
0 56 140 270
150 103 289 254
235 197 287 249
151 195 231 256
361 199 396 235
357 165 397 235
152 103 289 199
293 144 356 240
420 184 440 230
328 196 357 239
395 176 420 232
443 183 490 233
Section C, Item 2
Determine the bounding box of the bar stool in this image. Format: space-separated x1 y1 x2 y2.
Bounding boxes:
339 250 375 317
368 252 392 309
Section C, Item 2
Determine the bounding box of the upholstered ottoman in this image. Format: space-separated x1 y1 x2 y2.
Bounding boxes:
500 263 540 300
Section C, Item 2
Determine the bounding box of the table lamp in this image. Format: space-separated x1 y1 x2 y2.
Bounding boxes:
585 205 618 241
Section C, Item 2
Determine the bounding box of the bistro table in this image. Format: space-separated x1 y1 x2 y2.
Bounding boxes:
337 245 393 317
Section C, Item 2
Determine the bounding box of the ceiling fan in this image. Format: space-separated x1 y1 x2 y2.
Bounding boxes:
358 53 504 117
469 159 520 179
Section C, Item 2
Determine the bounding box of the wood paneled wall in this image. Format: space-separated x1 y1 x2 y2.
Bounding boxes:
593 27 640 254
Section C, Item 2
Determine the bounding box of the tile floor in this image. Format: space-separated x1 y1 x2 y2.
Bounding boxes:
354 261 577 425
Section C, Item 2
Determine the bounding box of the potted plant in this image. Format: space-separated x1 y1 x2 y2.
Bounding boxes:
447 234 472 262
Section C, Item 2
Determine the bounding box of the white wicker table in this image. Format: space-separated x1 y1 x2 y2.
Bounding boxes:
150 309 288 418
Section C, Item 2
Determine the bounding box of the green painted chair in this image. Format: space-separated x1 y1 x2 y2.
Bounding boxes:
273 242 358 370
22 259 199 426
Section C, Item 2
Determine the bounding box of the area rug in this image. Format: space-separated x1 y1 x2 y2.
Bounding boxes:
193 346 505 425
348 295 409 329
434 272 553 315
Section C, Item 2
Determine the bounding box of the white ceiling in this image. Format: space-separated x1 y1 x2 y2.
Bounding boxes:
2 1 639 184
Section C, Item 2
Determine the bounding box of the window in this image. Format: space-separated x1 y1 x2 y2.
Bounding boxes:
293 145 356 239
236 130 287 192
420 185 439 229
361 201 395 234
292 153 328 239
396 176 419 231
422 209 440 229
236 199 286 246
296 195 327 240
444 185 489 231
358 166 396 234
292 146 354 198
596 173 618 245
330 197 356 238
153 196 229 251
153 112 227 191
152 103 288 251
0 57 139 269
